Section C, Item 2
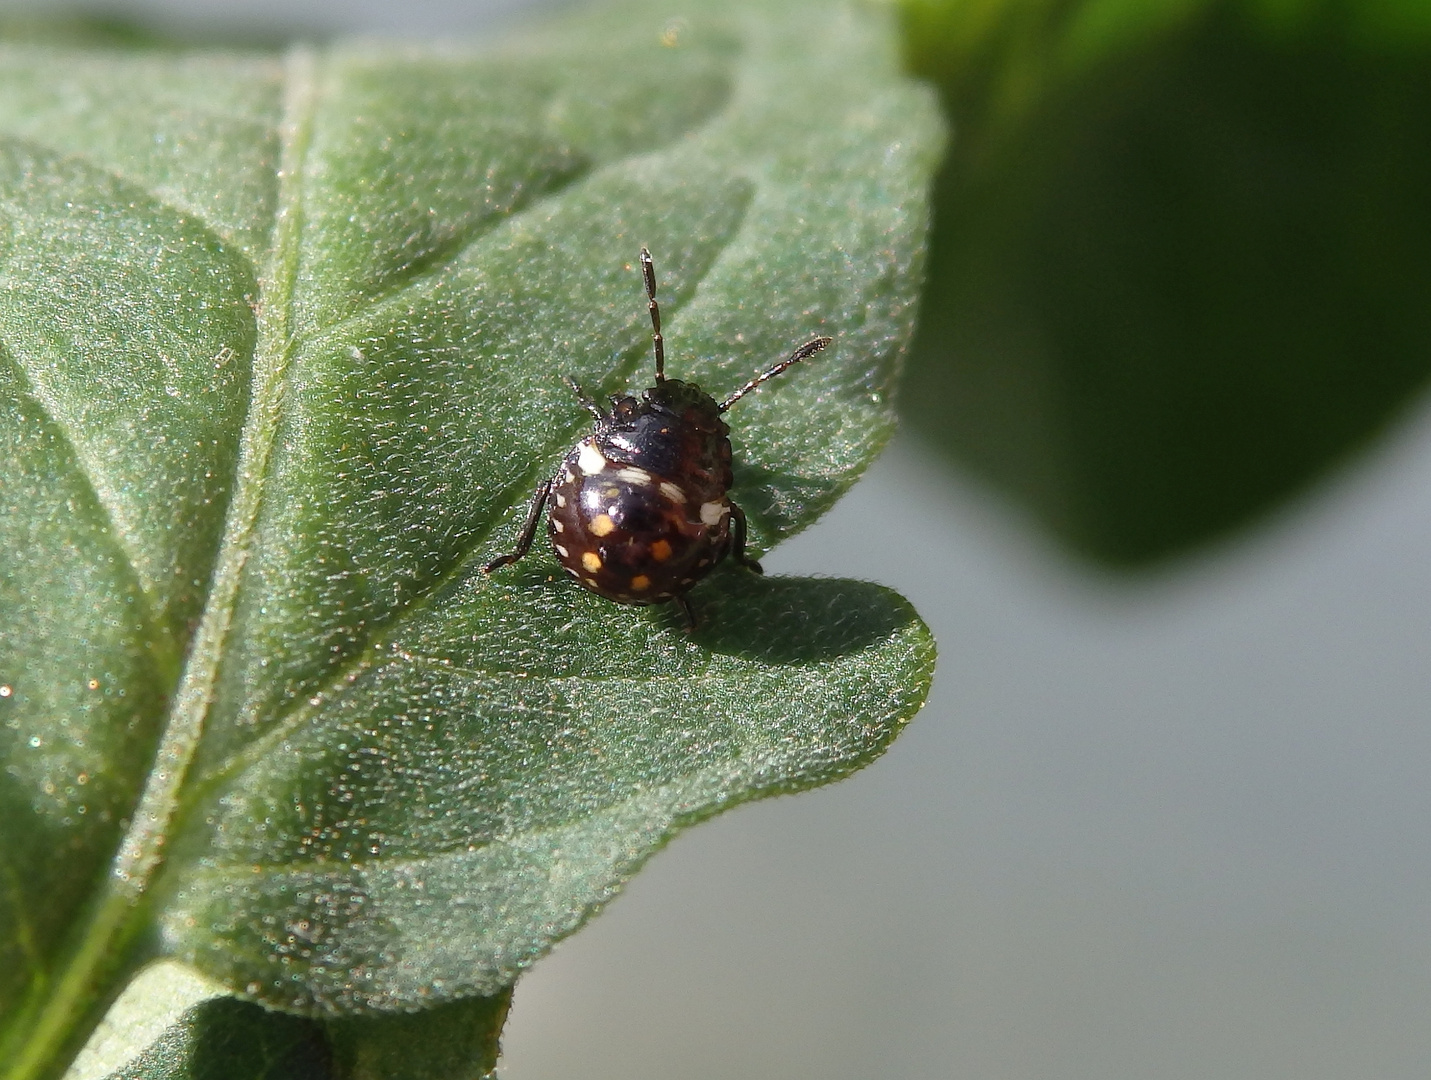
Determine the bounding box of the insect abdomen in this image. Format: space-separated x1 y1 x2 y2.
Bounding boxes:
548 441 731 603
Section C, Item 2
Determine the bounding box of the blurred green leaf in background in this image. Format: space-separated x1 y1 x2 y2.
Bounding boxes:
901 0 1431 563
0 1 941 1076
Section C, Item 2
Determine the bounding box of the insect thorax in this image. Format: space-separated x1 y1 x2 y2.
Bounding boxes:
597 379 733 500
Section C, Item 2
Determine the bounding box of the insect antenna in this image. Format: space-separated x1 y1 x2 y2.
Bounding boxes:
639 248 665 383
718 335 832 413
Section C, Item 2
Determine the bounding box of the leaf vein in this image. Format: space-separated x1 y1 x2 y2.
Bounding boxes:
390 649 732 687
0 130 265 280
0 343 171 666
182 772 737 879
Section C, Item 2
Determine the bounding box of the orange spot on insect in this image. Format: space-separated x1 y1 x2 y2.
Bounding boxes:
649 539 672 561
589 513 616 537
582 551 603 572
630 574 652 591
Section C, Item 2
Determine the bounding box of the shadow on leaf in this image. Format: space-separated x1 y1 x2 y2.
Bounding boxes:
111 997 329 1080
687 569 919 665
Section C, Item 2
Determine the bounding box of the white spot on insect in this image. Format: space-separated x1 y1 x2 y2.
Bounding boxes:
582 576 599 587
554 544 569 557
554 493 567 508
577 441 606 475
616 466 653 486
659 481 686 502
563 468 577 484
552 518 565 533
699 501 729 526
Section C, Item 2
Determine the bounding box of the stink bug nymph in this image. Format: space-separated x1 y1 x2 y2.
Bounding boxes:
482 248 831 626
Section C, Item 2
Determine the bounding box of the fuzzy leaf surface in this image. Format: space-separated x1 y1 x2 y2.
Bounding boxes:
0 2 940 1073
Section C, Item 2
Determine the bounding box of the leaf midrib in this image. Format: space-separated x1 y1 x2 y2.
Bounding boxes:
4 43 320 1080
110 44 318 895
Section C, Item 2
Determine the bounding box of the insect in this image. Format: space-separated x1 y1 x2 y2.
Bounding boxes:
482 247 831 626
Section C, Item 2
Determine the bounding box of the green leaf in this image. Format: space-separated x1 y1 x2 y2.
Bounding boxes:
324 992 509 1080
0 2 941 1076
75 967 506 1080
106 998 330 1080
899 0 1431 563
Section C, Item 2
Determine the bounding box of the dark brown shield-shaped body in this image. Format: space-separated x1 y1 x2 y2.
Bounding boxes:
481 247 831 625
548 380 736 603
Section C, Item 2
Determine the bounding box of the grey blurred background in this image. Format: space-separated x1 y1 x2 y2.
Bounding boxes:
14 0 1431 1074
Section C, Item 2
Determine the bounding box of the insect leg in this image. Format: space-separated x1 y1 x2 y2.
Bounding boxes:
482 475 554 573
673 593 697 630
562 375 605 419
729 502 763 574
